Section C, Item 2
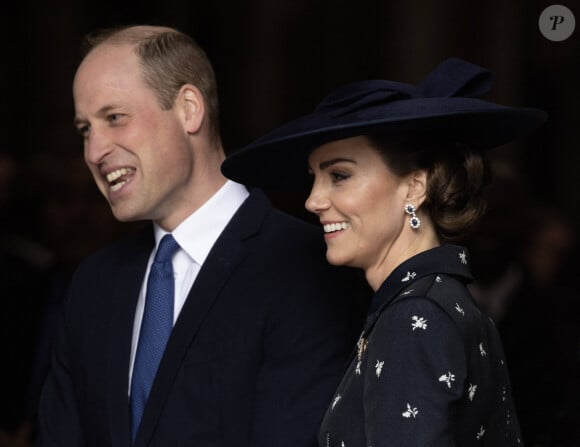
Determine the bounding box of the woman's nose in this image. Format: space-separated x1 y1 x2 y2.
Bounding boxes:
305 183 330 215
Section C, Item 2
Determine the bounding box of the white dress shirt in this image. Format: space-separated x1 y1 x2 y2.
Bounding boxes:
128 180 250 386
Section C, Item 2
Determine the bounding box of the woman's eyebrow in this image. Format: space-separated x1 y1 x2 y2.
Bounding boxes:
319 158 356 170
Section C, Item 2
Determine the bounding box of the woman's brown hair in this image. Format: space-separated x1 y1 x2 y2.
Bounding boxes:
366 134 491 242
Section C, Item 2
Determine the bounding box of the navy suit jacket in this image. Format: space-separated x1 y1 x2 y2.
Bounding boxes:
38 189 369 447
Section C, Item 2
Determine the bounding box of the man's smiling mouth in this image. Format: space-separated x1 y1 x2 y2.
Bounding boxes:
106 167 136 192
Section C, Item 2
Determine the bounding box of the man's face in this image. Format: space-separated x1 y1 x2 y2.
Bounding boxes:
73 43 196 230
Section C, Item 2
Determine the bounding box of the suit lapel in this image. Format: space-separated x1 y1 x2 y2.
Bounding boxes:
134 190 270 446
106 229 154 447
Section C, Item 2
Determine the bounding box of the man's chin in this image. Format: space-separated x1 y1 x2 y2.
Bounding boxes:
110 206 146 223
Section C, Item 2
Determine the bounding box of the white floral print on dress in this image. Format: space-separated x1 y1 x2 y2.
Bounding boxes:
479 343 487 357
411 316 428 331
402 271 416 282
402 403 419 418
375 360 384 377
331 394 341 410
455 303 465 316
468 384 477 401
459 250 468 264
438 372 456 388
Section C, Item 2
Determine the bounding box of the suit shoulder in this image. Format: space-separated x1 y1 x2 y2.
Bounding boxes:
73 226 151 275
268 207 321 236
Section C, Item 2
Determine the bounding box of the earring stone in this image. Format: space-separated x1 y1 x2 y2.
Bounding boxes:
404 203 421 230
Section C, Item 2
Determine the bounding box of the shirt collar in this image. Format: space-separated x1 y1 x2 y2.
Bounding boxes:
153 180 249 265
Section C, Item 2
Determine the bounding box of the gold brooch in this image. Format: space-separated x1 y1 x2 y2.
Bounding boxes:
356 334 368 362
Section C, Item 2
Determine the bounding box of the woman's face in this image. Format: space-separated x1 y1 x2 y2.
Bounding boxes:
305 136 412 272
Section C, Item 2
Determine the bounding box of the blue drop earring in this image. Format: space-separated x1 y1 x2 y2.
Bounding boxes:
405 203 421 229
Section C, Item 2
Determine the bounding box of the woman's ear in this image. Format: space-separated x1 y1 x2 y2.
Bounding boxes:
406 169 428 207
176 84 205 134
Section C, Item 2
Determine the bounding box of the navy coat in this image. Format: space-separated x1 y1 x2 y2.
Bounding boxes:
38 189 369 447
319 245 523 447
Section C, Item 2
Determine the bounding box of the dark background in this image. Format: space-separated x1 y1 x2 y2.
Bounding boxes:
0 1 578 445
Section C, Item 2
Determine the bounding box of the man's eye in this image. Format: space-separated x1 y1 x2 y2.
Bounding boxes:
76 125 90 137
108 114 121 123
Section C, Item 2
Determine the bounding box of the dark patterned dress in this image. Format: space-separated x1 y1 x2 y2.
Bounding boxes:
319 244 523 446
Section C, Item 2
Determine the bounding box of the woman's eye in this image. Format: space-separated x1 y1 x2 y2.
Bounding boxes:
331 171 350 182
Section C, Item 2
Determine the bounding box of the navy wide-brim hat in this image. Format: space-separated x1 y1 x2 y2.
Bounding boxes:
222 57 547 190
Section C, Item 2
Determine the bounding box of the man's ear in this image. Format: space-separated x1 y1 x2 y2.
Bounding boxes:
176 84 205 134
406 169 428 207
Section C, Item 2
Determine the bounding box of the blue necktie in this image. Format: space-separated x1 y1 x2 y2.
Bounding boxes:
130 234 180 442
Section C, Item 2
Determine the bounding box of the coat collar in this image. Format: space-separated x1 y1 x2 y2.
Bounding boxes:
367 244 473 316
